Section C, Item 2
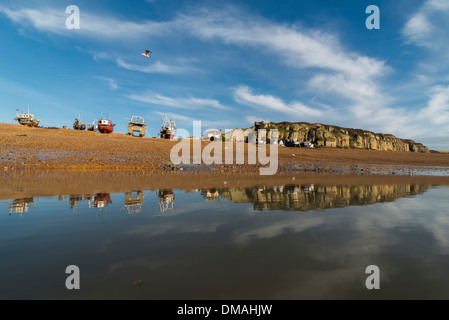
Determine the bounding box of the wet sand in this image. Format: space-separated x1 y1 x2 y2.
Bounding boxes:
2 168 449 200
2 123 449 175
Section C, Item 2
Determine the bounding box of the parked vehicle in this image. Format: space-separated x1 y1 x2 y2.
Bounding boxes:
284 140 314 148
300 142 314 148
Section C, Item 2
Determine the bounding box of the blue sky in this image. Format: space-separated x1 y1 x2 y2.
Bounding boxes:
1 0 449 149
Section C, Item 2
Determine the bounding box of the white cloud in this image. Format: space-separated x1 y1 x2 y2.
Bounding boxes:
342 84 449 138
0 4 388 80
153 111 231 129
402 0 449 48
417 85 449 127
0 6 66 33
396 0 449 141
180 9 387 81
181 9 401 134
403 12 433 46
0 5 173 40
235 85 324 118
2 4 448 146
1 5 387 82
129 92 231 111
94 76 118 91
93 52 109 61
245 116 269 125
154 111 193 122
427 0 449 11
307 72 426 137
188 97 231 111
308 74 380 103
117 58 188 74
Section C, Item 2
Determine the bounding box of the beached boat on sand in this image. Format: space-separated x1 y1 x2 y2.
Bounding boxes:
97 118 116 134
159 115 176 139
14 107 41 127
73 117 86 130
128 115 146 137
87 120 97 131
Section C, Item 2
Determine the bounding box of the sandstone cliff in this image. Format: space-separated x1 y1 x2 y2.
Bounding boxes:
251 121 430 153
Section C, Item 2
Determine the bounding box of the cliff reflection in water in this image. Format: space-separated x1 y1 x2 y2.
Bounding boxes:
7 184 430 215
201 184 430 211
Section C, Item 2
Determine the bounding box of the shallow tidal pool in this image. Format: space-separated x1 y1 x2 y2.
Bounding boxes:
1 183 449 299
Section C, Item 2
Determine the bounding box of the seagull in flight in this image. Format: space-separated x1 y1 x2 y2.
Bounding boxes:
142 50 152 58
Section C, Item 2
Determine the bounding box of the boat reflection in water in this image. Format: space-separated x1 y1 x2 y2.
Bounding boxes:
9 198 35 216
201 189 220 201
3 180 449 300
124 190 144 215
158 189 175 213
89 193 112 210
4 183 432 216
69 195 83 213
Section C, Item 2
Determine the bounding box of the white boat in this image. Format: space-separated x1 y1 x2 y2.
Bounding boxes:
159 115 176 139
14 106 40 127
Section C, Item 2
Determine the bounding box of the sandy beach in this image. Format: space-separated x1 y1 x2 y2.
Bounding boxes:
2 123 449 175
2 122 449 200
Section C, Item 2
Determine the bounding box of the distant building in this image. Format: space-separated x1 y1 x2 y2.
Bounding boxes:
202 129 222 141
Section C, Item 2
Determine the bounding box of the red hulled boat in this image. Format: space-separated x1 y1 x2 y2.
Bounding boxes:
97 119 116 134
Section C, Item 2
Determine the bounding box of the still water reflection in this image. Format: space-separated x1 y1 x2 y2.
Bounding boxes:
1 183 449 299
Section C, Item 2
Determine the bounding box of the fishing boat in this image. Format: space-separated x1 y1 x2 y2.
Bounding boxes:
127 115 147 137
97 118 116 134
87 120 97 131
73 116 86 130
90 193 112 209
159 115 176 139
158 190 175 213
14 106 41 127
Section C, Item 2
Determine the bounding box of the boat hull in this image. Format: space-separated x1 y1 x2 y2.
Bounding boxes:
98 125 114 134
160 129 176 139
16 118 40 127
73 123 86 130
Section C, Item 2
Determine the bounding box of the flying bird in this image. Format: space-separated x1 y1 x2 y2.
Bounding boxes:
142 50 152 58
